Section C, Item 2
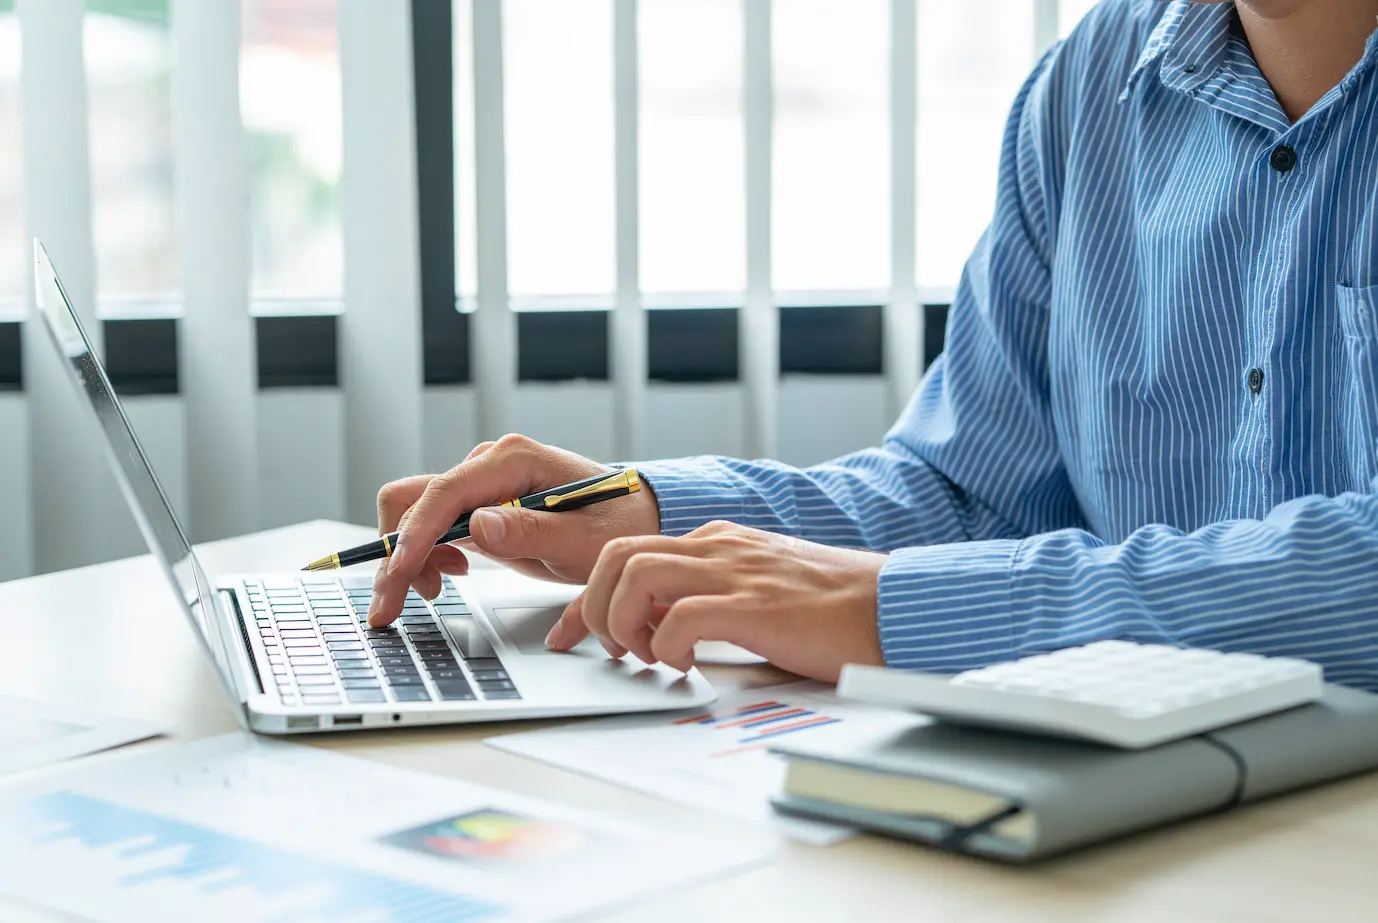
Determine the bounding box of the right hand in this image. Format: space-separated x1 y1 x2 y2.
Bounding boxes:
367 434 661 628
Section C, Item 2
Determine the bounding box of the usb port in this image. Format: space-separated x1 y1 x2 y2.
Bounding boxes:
333 714 363 727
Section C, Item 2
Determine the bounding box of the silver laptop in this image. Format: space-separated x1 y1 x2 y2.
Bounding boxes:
33 239 717 734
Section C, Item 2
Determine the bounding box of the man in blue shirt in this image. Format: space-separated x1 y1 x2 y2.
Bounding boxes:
371 0 1378 691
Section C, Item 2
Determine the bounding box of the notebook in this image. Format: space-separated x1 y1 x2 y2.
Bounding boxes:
769 683 1378 862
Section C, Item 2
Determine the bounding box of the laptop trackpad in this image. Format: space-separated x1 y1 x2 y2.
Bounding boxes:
491 606 604 657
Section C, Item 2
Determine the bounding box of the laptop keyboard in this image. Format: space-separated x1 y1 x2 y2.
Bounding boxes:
243 577 522 708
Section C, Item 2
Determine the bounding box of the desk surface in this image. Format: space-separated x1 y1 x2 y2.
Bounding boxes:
1 521 1374 923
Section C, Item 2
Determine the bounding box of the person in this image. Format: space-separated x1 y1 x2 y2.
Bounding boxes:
370 0 1378 691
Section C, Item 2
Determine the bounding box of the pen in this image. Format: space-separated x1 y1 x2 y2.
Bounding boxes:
301 468 643 571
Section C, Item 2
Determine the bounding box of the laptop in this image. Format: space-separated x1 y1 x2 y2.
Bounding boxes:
32 239 717 733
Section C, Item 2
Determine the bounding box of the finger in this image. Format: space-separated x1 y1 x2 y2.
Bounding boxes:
545 594 593 651
652 597 740 673
387 435 549 581
582 535 711 650
465 440 498 462
429 543 470 575
467 506 594 579
605 554 728 664
368 560 400 627
376 474 435 534
411 561 443 601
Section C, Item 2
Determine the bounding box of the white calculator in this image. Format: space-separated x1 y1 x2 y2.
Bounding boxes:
838 641 1325 749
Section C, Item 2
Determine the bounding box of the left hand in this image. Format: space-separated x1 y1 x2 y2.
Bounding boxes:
544 520 888 682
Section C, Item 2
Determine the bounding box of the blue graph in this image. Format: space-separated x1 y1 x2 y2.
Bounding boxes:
18 791 503 923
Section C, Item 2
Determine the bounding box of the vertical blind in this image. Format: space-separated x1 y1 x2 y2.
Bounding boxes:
0 0 1095 582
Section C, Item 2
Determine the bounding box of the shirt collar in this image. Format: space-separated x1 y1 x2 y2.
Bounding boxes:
1119 1 1237 103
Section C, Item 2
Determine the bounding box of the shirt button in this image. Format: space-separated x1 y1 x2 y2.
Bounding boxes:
1247 367 1265 394
1270 145 1297 173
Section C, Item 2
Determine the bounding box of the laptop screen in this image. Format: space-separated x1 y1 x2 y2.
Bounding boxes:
32 240 247 722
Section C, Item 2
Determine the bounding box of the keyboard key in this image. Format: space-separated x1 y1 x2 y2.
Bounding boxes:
386 675 426 687
315 617 353 626
482 690 522 700
380 664 420 676
421 659 460 673
338 668 378 680
297 676 338 687
398 615 436 624
347 690 387 704
436 686 476 702
343 678 382 689
365 628 400 638
259 628 276 638
428 669 467 681
374 655 414 667
271 665 289 676
418 650 459 663
392 687 432 702
292 665 333 676
279 629 317 639
322 632 360 641
276 619 313 628
328 641 365 652
470 670 508 682
412 641 452 652
286 652 327 663
465 658 503 671
302 694 342 705
283 638 323 649
478 679 516 692
405 632 445 643
331 651 369 663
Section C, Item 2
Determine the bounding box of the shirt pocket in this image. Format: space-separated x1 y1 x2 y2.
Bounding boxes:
1335 283 1378 487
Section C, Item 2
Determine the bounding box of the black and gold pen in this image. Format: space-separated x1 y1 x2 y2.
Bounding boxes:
301 468 643 571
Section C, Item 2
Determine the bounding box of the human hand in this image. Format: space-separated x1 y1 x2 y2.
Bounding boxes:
545 520 887 682
369 434 661 627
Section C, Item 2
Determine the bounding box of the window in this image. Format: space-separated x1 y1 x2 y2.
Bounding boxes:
917 0 1038 292
502 0 615 300
1060 0 1101 36
0 0 24 308
638 0 744 297
240 0 343 303
84 0 180 305
773 0 890 294
449 1 1087 308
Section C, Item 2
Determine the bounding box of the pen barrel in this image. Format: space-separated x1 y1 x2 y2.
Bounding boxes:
334 535 396 568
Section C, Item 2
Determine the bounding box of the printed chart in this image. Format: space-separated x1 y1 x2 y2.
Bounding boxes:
675 699 845 757
0 734 772 923
488 682 924 845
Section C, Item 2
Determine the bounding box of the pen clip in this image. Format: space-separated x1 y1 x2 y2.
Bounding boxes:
543 469 641 508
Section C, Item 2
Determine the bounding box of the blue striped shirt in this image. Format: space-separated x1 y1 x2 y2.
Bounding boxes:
636 0 1378 691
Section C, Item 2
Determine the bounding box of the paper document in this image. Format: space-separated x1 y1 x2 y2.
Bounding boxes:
0 733 771 923
486 681 924 845
0 695 161 777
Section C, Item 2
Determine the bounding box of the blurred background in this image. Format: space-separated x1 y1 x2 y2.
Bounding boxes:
0 0 1098 580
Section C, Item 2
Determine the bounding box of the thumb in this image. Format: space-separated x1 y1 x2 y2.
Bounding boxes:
469 506 568 561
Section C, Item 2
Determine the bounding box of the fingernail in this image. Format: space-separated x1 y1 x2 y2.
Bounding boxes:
386 534 407 575
545 622 567 650
471 509 505 546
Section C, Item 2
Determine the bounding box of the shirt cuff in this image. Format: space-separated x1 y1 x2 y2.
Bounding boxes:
634 459 749 537
877 540 1021 673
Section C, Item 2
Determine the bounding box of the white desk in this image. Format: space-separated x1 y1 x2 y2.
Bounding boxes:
1 521 1375 923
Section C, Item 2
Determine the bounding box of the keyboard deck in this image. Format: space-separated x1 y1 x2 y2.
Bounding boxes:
245 577 521 708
